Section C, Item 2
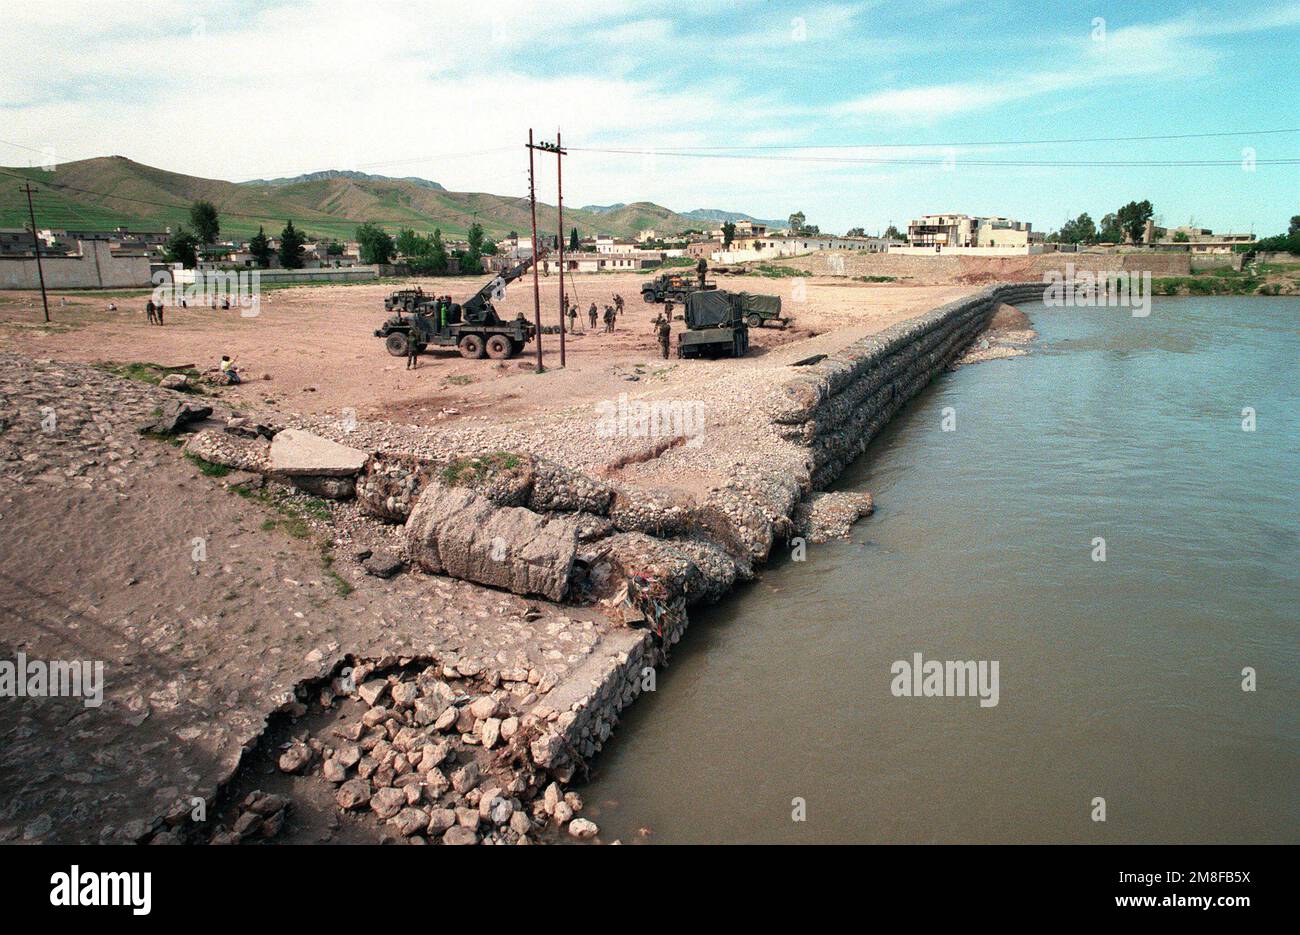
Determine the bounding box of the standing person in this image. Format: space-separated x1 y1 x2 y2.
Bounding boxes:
603 305 615 333
156 300 165 325
145 299 157 325
663 299 674 323
696 256 708 290
656 313 672 359
567 305 578 334
588 302 598 330
614 293 624 315
406 328 419 370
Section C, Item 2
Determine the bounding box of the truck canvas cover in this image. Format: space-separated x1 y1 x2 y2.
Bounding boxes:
685 290 735 328
738 292 781 316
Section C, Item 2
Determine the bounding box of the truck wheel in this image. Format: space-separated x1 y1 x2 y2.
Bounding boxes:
643 292 656 303
486 335 512 359
385 332 408 356
458 334 486 359
746 313 761 328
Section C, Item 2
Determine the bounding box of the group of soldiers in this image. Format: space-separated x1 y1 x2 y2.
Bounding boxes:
564 293 625 334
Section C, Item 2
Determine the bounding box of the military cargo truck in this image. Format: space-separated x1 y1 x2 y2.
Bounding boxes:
735 291 787 328
677 290 750 359
641 271 716 304
374 257 538 360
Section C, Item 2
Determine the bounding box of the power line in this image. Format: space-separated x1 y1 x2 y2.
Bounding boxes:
565 150 1298 167
568 127 1300 152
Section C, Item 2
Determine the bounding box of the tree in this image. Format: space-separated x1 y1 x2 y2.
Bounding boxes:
394 227 428 259
1098 213 1122 244
1173 231 1189 243
1116 200 1154 245
845 227 866 237
883 224 904 241
429 229 449 273
189 200 220 244
249 226 272 268
163 227 199 268
278 220 306 269
569 227 580 252
721 221 736 248
459 221 485 274
356 222 395 264
1289 215 1300 237
788 211 806 234
1058 212 1097 244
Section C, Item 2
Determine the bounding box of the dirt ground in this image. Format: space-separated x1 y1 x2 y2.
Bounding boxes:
0 272 975 432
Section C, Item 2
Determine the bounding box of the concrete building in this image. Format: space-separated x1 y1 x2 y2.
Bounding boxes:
557 250 663 273
716 234 896 263
1146 222 1255 253
0 239 153 289
0 228 38 256
710 220 767 239
907 214 1042 250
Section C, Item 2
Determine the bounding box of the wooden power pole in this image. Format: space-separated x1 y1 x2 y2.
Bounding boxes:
528 133 568 366
526 129 544 373
20 183 50 323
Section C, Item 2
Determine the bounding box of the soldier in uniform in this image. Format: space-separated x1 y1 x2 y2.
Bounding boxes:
656 313 672 359
588 302 598 330
663 299 674 323
567 304 578 333
145 298 157 325
405 325 420 369
614 293 624 315
603 304 615 333
696 256 708 290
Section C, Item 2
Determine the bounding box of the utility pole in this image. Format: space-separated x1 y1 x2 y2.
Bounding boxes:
529 133 567 366
526 129 543 373
20 183 50 323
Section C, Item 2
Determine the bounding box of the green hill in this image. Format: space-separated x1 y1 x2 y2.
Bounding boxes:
0 156 732 243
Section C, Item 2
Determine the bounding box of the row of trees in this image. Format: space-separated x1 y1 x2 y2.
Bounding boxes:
160 199 518 272
1048 200 1154 245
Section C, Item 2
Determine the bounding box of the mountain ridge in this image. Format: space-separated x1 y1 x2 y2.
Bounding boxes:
0 156 784 243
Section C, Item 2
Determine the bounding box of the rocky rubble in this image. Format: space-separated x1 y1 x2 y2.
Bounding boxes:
239 658 602 845
792 491 875 542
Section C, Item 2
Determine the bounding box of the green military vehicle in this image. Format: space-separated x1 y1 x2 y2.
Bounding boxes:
677 290 752 359
374 257 538 360
641 271 716 305
735 291 787 328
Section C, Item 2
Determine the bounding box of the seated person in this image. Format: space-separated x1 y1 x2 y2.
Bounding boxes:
219 355 241 384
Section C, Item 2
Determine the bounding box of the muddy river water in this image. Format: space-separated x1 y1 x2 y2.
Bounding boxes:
581 296 1299 844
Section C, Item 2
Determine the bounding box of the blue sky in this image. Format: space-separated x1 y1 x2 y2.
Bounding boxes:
2 0 1297 234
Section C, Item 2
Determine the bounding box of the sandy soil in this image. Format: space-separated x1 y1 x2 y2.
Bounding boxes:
0 272 976 432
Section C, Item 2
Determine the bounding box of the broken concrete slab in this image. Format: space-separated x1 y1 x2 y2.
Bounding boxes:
269 428 370 477
405 481 577 601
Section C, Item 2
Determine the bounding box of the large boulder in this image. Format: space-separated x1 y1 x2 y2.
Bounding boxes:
405 480 577 601
138 399 212 435
269 429 369 477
